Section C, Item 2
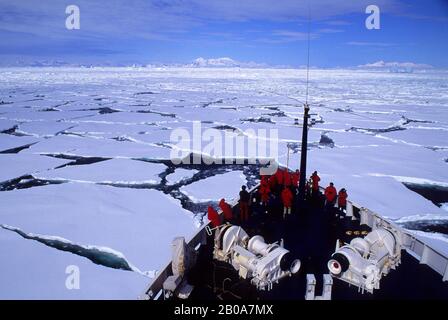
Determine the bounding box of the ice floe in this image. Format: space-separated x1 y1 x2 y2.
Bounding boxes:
166 168 199 186
0 184 198 277
180 170 248 203
34 158 165 185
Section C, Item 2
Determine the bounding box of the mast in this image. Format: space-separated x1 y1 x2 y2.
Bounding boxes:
298 103 309 202
298 4 311 203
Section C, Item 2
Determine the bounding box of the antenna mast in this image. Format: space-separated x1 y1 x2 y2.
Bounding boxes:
298 5 311 203
305 6 311 105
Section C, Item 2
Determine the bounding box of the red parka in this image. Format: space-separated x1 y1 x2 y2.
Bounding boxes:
281 188 293 208
311 173 320 191
292 171 300 187
283 170 292 187
218 199 233 221
325 185 337 202
275 169 284 185
259 177 271 202
268 175 277 189
338 190 348 207
207 206 221 228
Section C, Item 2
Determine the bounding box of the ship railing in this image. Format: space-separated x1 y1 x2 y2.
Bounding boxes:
343 198 448 282
139 184 259 300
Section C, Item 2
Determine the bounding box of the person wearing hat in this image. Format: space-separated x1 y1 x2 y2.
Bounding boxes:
207 205 222 228
311 171 321 198
281 186 293 219
239 185 250 222
259 176 271 207
338 188 348 215
324 182 337 209
219 198 233 222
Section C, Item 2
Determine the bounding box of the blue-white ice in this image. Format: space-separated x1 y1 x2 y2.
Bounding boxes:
166 168 199 186
180 170 248 203
0 67 448 298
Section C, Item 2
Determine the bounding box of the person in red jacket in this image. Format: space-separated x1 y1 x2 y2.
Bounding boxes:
275 168 284 186
311 171 321 196
260 175 269 186
281 186 293 219
259 177 271 206
292 170 300 186
268 174 277 192
338 188 348 211
218 198 233 222
207 205 222 228
324 182 337 208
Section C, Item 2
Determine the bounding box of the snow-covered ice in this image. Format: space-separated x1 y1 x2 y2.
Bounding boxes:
166 168 199 185
180 170 247 203
34 158 166 185
0 229 150 300
0 134 38 152
441 203 448 212
23 134 172 159
0 183 198 298
0 153 68 182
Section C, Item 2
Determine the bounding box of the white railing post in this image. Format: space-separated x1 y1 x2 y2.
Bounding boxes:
321 274 333 300
443 263 448 282
305 274 333 300
305 274 316 300
420 245 429 264
346 202 353 218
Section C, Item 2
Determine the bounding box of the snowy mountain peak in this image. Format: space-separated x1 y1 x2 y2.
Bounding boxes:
358 60 433 72
189 57 269 68
191 57 241 67
193 57 239 67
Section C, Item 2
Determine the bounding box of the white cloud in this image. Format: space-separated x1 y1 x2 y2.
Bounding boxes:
318 28 345 34
181 0 401 21
0 0 402 40
347 41 397 47
323 20 352 26
271 30 312 40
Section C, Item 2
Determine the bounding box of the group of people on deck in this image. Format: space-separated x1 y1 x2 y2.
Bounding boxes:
259 168 300 218
207 168 348 228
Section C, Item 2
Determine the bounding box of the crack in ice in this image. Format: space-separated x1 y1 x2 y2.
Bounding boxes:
0 224 156 278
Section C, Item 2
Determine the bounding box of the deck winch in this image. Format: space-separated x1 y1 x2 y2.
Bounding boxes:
327 227 401 293
213 224 301 291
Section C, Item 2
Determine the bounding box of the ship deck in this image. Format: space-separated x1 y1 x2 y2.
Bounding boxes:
185 191 448 300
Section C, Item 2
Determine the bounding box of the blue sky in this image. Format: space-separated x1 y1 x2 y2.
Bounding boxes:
0 0 447 67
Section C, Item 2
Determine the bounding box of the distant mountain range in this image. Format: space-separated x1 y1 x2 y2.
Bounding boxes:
0 58 438 71
187 57 269 68
0 57 271 68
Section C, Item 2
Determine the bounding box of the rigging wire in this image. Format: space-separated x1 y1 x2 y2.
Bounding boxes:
305 3 311 105
261 89 377 121
261 2 376 122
